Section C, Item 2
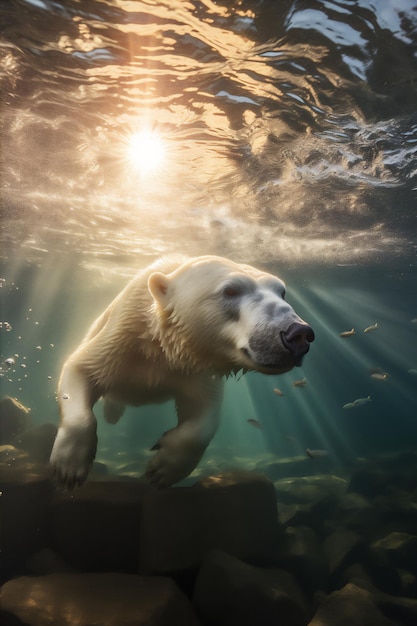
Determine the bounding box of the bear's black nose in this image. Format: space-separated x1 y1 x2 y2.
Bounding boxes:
281 322 315 364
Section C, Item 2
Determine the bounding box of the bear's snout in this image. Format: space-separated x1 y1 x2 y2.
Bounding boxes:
245 319 312 372
281 322 315 365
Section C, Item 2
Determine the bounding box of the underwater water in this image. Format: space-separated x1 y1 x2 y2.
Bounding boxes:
1 0 417 624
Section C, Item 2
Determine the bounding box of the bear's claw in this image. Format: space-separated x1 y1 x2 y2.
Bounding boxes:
145 468 172 489
145 432 206 488
49 423 97 490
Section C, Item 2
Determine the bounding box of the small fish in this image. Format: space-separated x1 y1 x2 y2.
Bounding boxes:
4 357 15 367
273 387 284 397
370 372 389 381
340 328 355 338
306 448 329 458
364 323 378 333
408 369 417 376
292 378 307 388
353 395 372 406
247 418 262 429
343 395 371 409
411 318 417 324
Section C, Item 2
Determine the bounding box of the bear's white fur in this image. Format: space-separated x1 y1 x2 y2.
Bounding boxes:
50 255 313 488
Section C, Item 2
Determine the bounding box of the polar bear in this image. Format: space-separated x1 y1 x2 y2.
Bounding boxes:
50 255 314 488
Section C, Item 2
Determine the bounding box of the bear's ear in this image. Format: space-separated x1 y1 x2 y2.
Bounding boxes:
148 272 171 305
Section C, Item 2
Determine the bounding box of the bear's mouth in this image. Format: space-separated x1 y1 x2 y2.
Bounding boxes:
240 347 297 374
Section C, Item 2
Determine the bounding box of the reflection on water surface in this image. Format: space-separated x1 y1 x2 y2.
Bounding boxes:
1 0 417 271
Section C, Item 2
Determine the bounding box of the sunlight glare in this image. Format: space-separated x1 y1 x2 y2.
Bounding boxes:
126 129 166 174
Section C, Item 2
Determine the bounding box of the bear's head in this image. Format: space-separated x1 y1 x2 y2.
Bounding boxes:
148 255 314 375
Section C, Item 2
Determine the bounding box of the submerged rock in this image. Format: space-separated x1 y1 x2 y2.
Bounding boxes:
323 529 366 577
274 525 328 593
0 444 28 464
13 422 57 464
308 583 392 626
139 471 280 574
347 467 390 499
0 573 201 626
193 549 310 626
397 568 417 598
340 561 376 591
259 456 334 481
274 474 347 505
51 479 147 572
373 589 417 626
372 492 417 530
370 531 417 575
339 566 417 625
0 477 53 582
0 396 31 444
348 452 417 501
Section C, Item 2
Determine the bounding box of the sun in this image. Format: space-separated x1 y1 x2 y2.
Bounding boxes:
126 128 166 175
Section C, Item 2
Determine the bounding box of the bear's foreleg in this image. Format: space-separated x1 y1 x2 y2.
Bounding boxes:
50 362 99 489
145 377 223 488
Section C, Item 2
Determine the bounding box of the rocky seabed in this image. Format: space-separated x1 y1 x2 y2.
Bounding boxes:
1 396 417 626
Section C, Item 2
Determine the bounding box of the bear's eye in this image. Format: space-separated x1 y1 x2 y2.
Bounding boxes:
270 282 286 299
223 284 243 298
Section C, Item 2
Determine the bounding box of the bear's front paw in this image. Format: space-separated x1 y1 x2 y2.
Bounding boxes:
50 423 97 490
145 430 206 488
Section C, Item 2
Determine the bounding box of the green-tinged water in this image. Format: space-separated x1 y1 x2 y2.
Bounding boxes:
1 257 416 479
